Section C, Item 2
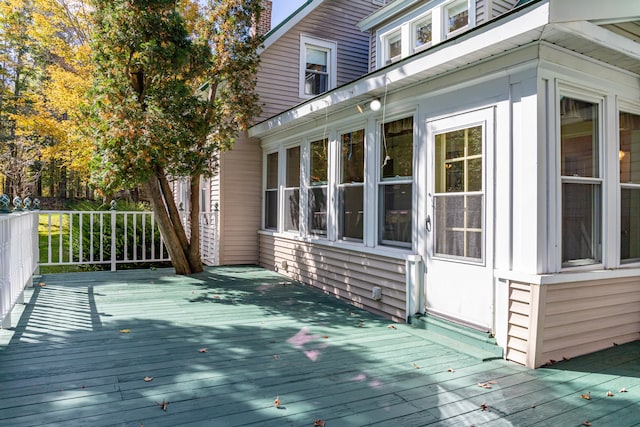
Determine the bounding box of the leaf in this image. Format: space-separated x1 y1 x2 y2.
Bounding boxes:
412 362 420 369
581 392 591 400
582 422 591 426
274 396 281 408
198 348 208 353
607 391 614 397
322 336 329 339
313 420 325 427
144 376 153 382
272 354 280 360
620 387 628 393
38 282 46 287
119 329 131 333
447 368 455 373
387 324 397 329
158 399 169 411
480 403 489 411
478 382 492 389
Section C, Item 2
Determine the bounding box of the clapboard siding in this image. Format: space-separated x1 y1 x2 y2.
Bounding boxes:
259 234 407 321
506 282 532 366
218 132 262 265
539 278 640 365
255 0 377 122
490 0 518 19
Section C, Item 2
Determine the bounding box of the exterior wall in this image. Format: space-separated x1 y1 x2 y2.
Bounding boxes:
507 279 640 368
255 0 377 122
259 233 407 322
218 132 262 265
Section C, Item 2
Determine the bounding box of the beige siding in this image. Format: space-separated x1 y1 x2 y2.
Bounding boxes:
218 132 262 265
255 0 377 122
259 234 407 322
507 278 640 368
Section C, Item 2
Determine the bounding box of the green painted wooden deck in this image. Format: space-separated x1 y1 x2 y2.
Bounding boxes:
0 266 638 427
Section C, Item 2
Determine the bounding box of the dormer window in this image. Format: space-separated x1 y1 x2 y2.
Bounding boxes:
299 35 337 98
413 14 432 51
385 30 402 64
446 0 469 35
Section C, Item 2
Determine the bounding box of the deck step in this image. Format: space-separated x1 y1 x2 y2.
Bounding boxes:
408 314 503 361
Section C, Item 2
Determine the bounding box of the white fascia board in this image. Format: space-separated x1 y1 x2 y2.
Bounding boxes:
549 0 640 24
250 2 551 138
550 20 640 62
357 0 423 31
259 0 324 53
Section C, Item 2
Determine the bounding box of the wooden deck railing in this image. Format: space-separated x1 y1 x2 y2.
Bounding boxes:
0 211 39 328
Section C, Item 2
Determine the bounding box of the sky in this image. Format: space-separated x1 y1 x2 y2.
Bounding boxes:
270 0 308 28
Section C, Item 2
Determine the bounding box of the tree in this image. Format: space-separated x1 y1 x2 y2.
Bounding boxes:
88 0 263 274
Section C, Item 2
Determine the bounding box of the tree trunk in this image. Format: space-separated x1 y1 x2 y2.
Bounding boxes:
158 170 189 253
143 173 192 275
188 175 203 273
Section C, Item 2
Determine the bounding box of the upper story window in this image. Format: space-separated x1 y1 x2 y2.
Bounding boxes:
384 30 402 64
299 35 337 98
445 0 469 35
413 14 433 51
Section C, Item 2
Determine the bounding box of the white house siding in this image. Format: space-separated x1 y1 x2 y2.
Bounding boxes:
259 234 407 322
506 279 640 368
218 132 262 265
255 0 377 122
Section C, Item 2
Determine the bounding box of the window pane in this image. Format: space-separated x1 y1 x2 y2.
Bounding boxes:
562 183 601 266
310 138 328 184
468 158 482 192
447 0 468 32
265 190 278 229
621 188 640 262
619 111 640 184
388 32 401 60
560 97 598 178
305 72 328 95
342 130 365 183
434 194 483 261
309 186 327 235
284 188 300 232
381 117 413 179
286 146 300 187
415 17 432 47
340 185 363 240
306 47 327 70
266 152 278 189
435 126 483 193
380 183 412 244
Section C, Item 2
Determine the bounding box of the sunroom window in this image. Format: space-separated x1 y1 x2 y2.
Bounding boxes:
309 138 329 236
560 96 602 267
265 152 278 230
446 0 469 35
619 111 640 263
284 146 300 232
379 117 413 246
434 126 483 261
339 130 365 241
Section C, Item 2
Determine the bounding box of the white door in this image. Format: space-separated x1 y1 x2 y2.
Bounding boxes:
424 108 494 330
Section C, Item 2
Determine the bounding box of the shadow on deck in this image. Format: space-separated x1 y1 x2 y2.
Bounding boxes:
0 266 638 426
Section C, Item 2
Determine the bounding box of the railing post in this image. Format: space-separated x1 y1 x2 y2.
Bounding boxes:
110 200 117 272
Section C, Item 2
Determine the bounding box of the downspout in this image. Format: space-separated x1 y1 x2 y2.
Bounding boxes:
405 254 424 323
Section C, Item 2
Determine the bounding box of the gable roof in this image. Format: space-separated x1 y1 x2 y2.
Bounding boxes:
260 0 324 52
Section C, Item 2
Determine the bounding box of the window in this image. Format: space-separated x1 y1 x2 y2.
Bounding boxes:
413 15 432 50
299 36 337 98
619 111 640 263
379 117 413 246
339 130 365 241
309 138 329 236
446 0 469 35
265 152 278 229
560 96 601 267
434 126 483 261
285 146 300 232
382 29 402 65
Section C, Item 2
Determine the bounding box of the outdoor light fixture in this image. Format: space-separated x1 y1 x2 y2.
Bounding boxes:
356 103 365 113
370 99 382 111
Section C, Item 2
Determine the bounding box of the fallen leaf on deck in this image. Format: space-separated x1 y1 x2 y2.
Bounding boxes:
274 396 281 408
119 329 131 333
198 348 208 353
158 399 169 411
322 336 329 339
480 403 488 411
582 422 591 426
531 404 537 408
387 324 397 329
213 295 220 299
478 382 492 389
81 385 86 389
313 420 325 427
620 387 628 393
447 368 455 373
488 380 498 384
38 282 46 287
273 354 280 360
581 392 591 400
412 362 420 369
144 376 153 382
607 391 614 397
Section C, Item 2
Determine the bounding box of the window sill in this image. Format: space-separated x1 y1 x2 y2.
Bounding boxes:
495 266 640 285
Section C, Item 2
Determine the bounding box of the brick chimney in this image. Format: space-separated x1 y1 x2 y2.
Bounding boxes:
253 0 272 36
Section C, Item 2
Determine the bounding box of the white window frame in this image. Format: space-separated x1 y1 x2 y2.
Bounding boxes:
299 35 337 99
283 144 302 234
263 151 279 230
382 28 403 65
338 128 366 242
444 0 472 39
412 12 433 53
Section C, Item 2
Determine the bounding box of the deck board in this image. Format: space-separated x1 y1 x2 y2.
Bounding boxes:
0 266 638 426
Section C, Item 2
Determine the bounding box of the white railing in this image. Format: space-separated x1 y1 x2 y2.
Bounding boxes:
0 211 39 328
39 209 219 270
